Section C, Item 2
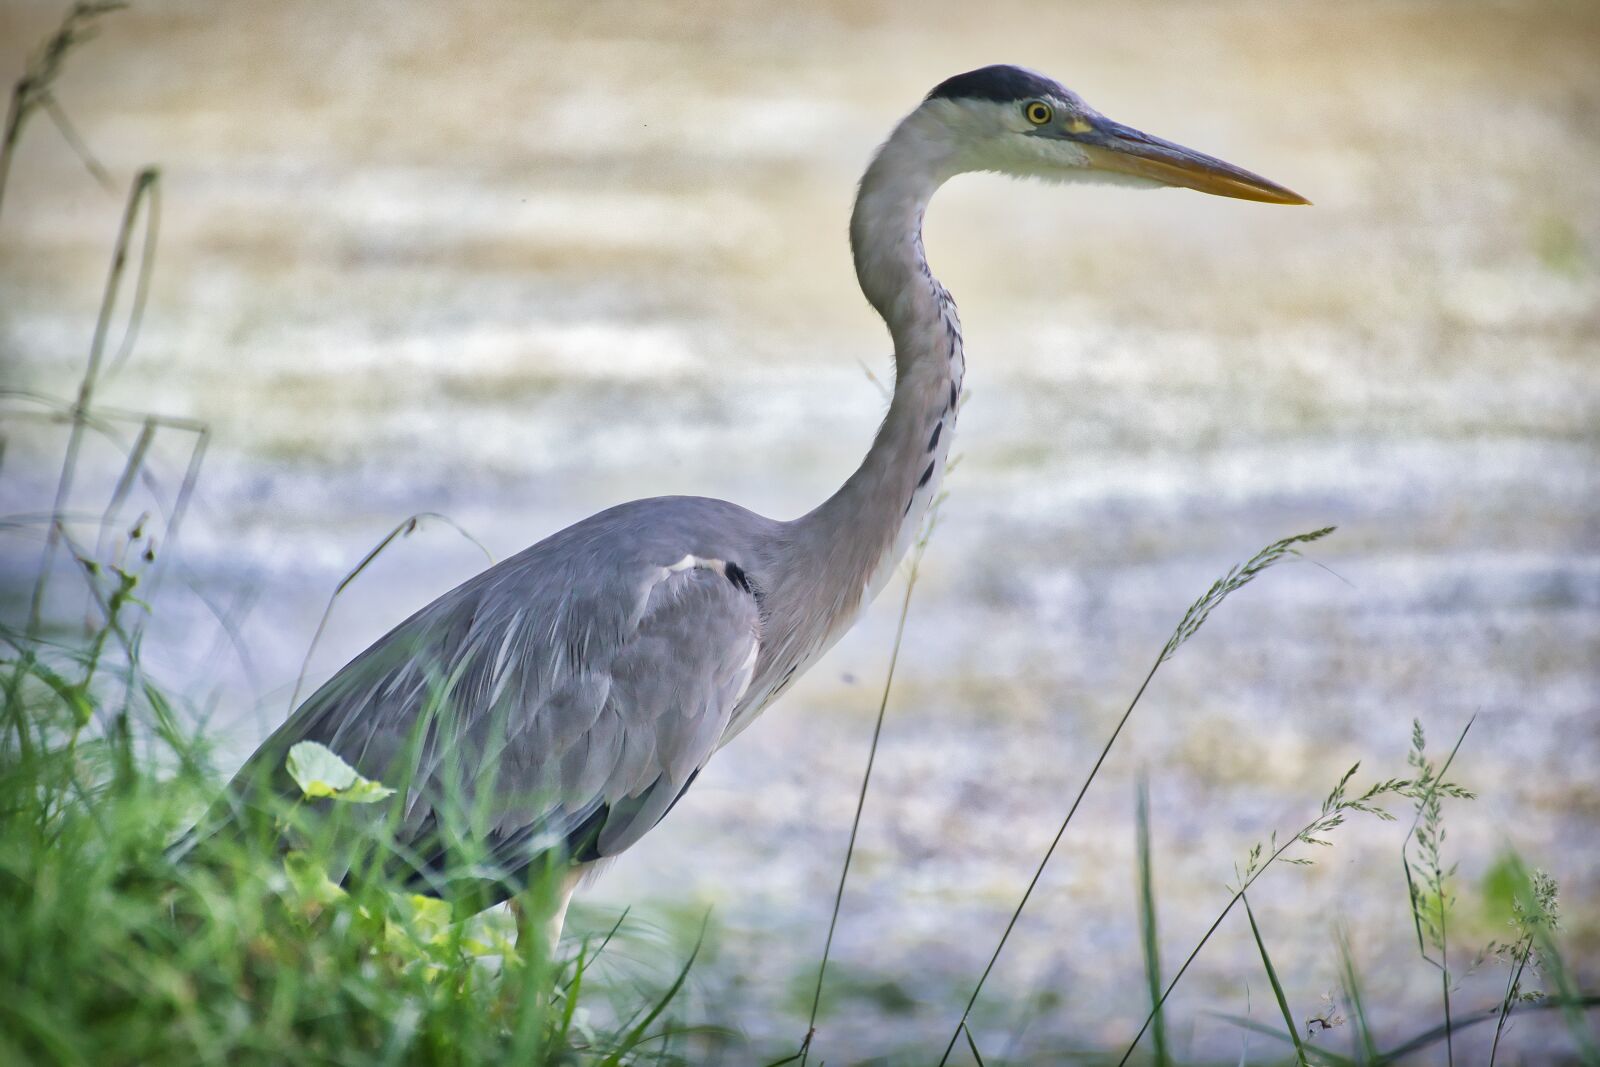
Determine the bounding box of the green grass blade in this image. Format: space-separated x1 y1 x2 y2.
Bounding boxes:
1242 893 1307 1067
1137 776 1169 1067
1376 996 1600 1064
945 527 1337 1067
600 914 706 1066
1210 1013 1356 1067
1117 762 1414 1067
962 1021 988 1066
558 952 585 1044
570 905 630 989
1335 925 1378 1064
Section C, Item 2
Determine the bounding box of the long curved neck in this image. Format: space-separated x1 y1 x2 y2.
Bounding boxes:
784 115 964 632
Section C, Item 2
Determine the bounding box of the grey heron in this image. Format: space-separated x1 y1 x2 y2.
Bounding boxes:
213 65 1306 945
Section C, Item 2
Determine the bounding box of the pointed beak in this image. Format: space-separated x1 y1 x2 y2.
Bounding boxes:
1074 117 1310 205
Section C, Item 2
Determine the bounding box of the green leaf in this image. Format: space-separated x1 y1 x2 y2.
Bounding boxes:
401 893 453 945
283 851 347 907
336 777 398 803
285 740 395 803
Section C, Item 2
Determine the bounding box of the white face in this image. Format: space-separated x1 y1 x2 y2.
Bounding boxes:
907 86 1308 205
917 94 1112 184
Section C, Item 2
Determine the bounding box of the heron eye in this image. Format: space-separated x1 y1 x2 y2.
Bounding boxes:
1024 101 1053 126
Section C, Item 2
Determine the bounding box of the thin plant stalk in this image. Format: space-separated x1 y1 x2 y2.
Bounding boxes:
94 416 154 559
1488 951 1528 1067
1502 860 1600 1064
102 161 161 379
1217 994 1600 1063
41 93 117 195
0 392 211 561
26 167 160 638
597 914 707 1067
935 633 1154 1067
962 1021 989 1066
0 1 126 218
136 417 208 606
799 566 917 1064
1116 761 1409 1067
799 491 946 1066
1242 892 1308 1067
939 527 1335 1066
1387 995 1600 1063
1483 860 1558 1067
286 513 493 714
1335 924 1378 1065
1400 716 1474 1067
1428 889 1452 1061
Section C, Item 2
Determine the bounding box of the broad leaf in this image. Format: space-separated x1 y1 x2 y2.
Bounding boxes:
285 740 394 803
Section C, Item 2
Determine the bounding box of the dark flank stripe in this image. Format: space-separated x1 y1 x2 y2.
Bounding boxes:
564 804 610 863
927 422 942 451
775 662 800 692
918 460 935 488
660 767 702 819
723 560 754 595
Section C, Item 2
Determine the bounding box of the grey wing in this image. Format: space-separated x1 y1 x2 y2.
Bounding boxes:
234 538 760 893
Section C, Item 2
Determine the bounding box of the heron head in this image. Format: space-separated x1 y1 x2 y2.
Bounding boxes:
913 64 1309 205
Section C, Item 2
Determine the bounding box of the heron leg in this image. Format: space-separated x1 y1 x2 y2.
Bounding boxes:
509 864 585 957
545 866 582 948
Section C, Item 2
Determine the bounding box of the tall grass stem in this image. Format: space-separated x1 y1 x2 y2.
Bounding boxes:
1400 716 1473 1067
26 167 160 638
940 528 1335 1066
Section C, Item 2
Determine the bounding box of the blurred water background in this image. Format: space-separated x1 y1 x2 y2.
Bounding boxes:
2 0 1597 1061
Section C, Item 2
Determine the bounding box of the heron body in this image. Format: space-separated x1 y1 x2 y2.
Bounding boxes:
220 65 1304 939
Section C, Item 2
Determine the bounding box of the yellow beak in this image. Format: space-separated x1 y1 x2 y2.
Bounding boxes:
1077 119 1310 206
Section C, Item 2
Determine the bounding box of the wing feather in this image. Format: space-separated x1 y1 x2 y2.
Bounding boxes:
228 517 761 898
